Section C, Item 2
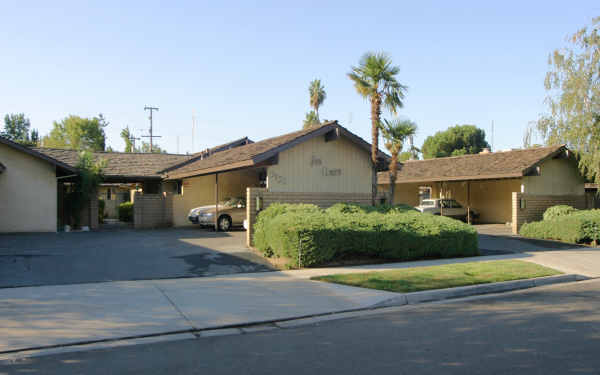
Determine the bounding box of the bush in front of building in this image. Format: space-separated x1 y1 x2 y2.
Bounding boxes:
118 202 134 222
254 203 479 267
325 202 417 215
520 209 600 244
253 203 321 256
542 205 579 221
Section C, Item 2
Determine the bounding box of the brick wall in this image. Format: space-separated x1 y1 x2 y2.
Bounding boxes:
246 187 372 246
134 193 173 229
512 192 586 234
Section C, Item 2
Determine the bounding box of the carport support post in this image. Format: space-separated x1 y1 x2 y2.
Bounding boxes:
214 173 219 231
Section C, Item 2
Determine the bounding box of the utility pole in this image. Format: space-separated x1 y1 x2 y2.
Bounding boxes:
192 114 196 153
142 106 161 152
491 120 495 152
129 134 140 152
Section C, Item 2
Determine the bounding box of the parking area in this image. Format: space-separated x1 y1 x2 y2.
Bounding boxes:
0 228 272 288
475 224 589 254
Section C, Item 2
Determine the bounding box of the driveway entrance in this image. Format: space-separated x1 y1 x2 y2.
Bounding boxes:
0 228 272 288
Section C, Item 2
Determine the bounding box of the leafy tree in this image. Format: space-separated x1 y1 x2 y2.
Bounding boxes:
399 150 419 162
348 52 407 204
140 141 166 153
303 110 320 129
120 126 134 152
379 118 417 204
2 113 39 146
30 129 39 146
421 125 490 159
537 17 600 185
68 151 105 227
308 79 326 119
43 114 107 151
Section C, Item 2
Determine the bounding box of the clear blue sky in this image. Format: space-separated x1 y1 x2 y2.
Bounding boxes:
1 1 598 154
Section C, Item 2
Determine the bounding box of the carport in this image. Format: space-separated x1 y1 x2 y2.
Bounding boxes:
378 145 587 233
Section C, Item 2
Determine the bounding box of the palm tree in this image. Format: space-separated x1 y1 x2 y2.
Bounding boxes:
308 79 326 120
348 52 407 204
303 110 320 129
380 118 417 205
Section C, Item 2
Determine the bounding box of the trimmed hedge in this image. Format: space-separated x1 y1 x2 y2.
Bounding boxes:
542 205 578 221
254 203 479 267
520 209 600 244
118 202 134 222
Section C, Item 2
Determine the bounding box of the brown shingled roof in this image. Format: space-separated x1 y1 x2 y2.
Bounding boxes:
34 148 191 180
377 145 568 184
0 136 76 173
165 121 384 179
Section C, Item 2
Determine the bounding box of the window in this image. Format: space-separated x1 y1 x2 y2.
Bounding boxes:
107 188 112 200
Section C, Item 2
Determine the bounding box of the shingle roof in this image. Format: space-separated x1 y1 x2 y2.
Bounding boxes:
0 136 76 173
377 145 567 184
162 136 253 174
34 148 191 179
165 121 384 179
192 137 253 158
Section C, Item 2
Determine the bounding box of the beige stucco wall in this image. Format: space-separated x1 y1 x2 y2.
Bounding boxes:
266 136 372 194
428 179 521 224
378 182 422 207
0 144 57 232
172 169 260 227
522 158 585 195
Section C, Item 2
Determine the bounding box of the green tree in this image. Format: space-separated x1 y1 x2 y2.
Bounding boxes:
43 114 107 151
308 79 326 119
537 17 600 185
421 125 490 159
379 118 417 204
140 141 166 153
2 113 39 146
348 52 407 204
120 126 134 152
68 151 105 227
303 110 320 129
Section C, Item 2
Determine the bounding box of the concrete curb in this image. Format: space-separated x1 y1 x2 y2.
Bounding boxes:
0 274 588 361
372 274 585 308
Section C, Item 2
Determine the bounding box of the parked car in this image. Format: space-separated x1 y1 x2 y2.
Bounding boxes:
415 199 479 222
188 197 246 231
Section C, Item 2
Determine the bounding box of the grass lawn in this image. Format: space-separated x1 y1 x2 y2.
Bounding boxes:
311 260 562 293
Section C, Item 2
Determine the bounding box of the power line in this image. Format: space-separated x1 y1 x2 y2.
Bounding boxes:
142 106 161 152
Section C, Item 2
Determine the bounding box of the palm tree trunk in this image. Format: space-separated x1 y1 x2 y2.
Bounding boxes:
370 95 382 205
389 152 398 205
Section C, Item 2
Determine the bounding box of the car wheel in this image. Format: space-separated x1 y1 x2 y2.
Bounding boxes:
218 215 232 231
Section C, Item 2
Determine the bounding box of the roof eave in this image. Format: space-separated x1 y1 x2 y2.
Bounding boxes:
164 159 256 180
0 137 78 173
378 173 524 185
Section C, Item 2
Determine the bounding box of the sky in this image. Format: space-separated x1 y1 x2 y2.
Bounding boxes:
1 1 598 155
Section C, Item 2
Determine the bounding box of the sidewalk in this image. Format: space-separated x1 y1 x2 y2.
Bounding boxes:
1 250 597 355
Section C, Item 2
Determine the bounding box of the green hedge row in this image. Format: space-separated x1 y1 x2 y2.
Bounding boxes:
520 209 600 243
253 203 479 267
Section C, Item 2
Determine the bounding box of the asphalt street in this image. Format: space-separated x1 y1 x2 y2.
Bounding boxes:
2 279 599 374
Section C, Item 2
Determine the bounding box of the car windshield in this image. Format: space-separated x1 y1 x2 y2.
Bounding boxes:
441 199 462 208
223 197 246 208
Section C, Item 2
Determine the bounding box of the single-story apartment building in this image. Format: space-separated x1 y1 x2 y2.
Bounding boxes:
378 145 587 234
2 121 382 239
0 136 77 232
161 121 383 245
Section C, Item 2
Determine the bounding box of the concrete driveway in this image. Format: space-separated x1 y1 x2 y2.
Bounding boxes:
0 228 272 288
